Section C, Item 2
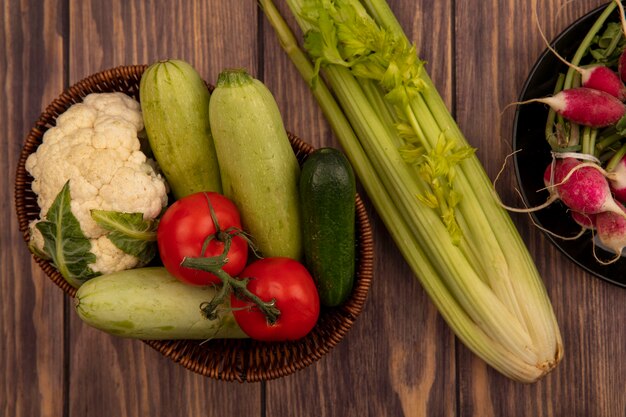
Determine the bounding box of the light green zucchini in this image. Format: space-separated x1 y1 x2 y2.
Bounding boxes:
208 68 302 260
140 59 222 199
74 267 247 340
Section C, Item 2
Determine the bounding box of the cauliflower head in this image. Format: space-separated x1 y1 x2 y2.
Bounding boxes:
26 92 168 278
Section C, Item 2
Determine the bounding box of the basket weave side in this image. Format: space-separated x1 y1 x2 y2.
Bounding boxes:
14 65 374 382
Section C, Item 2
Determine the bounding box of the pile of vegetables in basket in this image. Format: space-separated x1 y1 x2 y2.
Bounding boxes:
260 0 564 383
26 59 357 343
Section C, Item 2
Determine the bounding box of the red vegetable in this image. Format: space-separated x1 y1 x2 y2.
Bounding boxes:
231 257 320 342
596 202 626 261
535 8 626 100
608 155 626 204
157 191 249 286
571 211 597 230
543 162 559 198
554 158 623 215
580 65 626 101
531 88 626 128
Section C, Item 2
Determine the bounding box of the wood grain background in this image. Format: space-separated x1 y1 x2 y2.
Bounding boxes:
1 0 624 416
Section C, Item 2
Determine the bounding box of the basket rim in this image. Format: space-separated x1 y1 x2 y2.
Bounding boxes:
14 64 375 382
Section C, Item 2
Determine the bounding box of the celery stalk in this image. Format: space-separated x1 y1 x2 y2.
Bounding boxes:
259 0 542 379
360 0 562 361
260 0 563 382
327 64 538 361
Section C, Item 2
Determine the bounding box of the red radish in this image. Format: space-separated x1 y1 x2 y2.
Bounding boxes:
595 203 626 261
542 159 562 202
580 65 626 101
523 88 626 128
497 157 622 220
571 211 597 230
553 157 625 215
543 162 555 188
535 8 626 100
544 159 599 229
543 160 560 193
608 155 626 203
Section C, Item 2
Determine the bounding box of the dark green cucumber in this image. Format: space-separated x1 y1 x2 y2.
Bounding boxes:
299 147 356 307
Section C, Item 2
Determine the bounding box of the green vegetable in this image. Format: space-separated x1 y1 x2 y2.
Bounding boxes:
139 59 222 199
208 68 302 260
74 267 248 340
300 147 355 306
261 0 563 383
35 181 99 288
30 184 163 288
90 210 158 265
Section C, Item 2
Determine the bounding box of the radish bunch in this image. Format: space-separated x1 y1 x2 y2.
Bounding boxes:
513 3 626 263
526 3 626 128
540 157 626 263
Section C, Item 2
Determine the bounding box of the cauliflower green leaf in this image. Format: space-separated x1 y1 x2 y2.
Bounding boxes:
36 181 100 288
90 210 158 265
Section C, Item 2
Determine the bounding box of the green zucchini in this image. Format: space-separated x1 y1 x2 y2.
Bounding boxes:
139 59 222 199
299 148 356 307
208 68 302 260
74 267 247 340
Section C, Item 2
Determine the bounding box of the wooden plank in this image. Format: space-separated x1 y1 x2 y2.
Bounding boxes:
261 1 457 416
0 0 66 416
68 0 257 84
7 0 625 415
66 1 262 416
455 0 626 416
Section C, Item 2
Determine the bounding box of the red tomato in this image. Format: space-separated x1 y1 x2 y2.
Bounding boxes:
157 192 248 286
231 257 320 341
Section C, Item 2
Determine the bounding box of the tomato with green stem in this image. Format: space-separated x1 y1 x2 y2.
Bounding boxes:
157 191 250 286
230 257 320 342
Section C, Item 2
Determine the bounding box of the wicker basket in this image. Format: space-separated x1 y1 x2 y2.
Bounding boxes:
14 65 374 382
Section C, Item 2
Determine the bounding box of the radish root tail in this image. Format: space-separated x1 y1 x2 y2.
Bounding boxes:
533 220 587 241
591 230 623 265
513 187 588 240
533 6 582 73
554 0 576 32
501 98 549 117
492 149 559 213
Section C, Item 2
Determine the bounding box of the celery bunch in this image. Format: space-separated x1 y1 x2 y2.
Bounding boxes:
260 0 563 382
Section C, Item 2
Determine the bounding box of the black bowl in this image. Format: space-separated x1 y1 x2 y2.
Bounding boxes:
512 2 626 288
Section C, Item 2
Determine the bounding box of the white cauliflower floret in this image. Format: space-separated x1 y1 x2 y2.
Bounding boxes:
27 220 48 259
25 92 168 275
89 236 139 274
55 103 99 136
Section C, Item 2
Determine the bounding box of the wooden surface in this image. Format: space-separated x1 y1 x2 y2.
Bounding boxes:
2 0 625 416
